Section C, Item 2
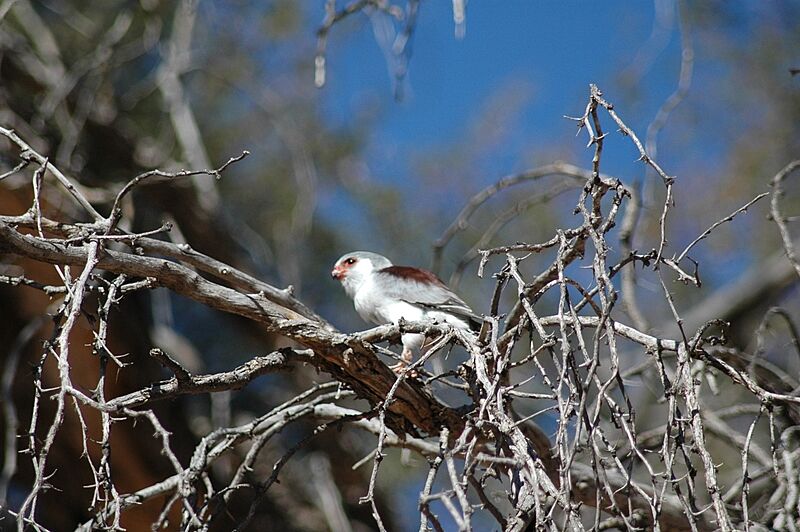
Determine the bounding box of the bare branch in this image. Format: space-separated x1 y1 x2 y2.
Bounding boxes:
769 160 800 279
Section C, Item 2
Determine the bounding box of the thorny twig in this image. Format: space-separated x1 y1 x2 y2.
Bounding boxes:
770 160 800 279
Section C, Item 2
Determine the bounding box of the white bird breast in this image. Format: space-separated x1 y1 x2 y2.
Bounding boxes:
353 276 470 329
353 273 476 359
353 276 424 325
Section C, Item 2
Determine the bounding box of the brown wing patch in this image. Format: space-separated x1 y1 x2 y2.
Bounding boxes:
380 265 446 286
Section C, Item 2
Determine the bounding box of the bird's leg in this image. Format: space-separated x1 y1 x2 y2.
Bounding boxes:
389 347 416 376
401 346 414 366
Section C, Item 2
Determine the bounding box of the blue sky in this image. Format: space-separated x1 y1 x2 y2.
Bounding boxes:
310 1 790 294
320 2 684 190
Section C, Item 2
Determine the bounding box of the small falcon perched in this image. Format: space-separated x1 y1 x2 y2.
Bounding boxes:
331 251 481 371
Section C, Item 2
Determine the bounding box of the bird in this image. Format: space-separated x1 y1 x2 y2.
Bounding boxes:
331 251 481 372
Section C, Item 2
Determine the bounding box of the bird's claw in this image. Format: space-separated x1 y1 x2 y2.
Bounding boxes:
390 349 418 377
389 361 418 378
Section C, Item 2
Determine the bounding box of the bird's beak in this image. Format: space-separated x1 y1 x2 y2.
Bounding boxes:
331 267 343 280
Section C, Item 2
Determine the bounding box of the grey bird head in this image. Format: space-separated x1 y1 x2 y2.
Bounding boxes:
331 251 393 298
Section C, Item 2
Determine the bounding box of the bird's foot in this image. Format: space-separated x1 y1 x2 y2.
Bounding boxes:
390 349 417 377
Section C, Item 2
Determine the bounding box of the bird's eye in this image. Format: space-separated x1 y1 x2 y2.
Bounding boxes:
344 258 356 265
